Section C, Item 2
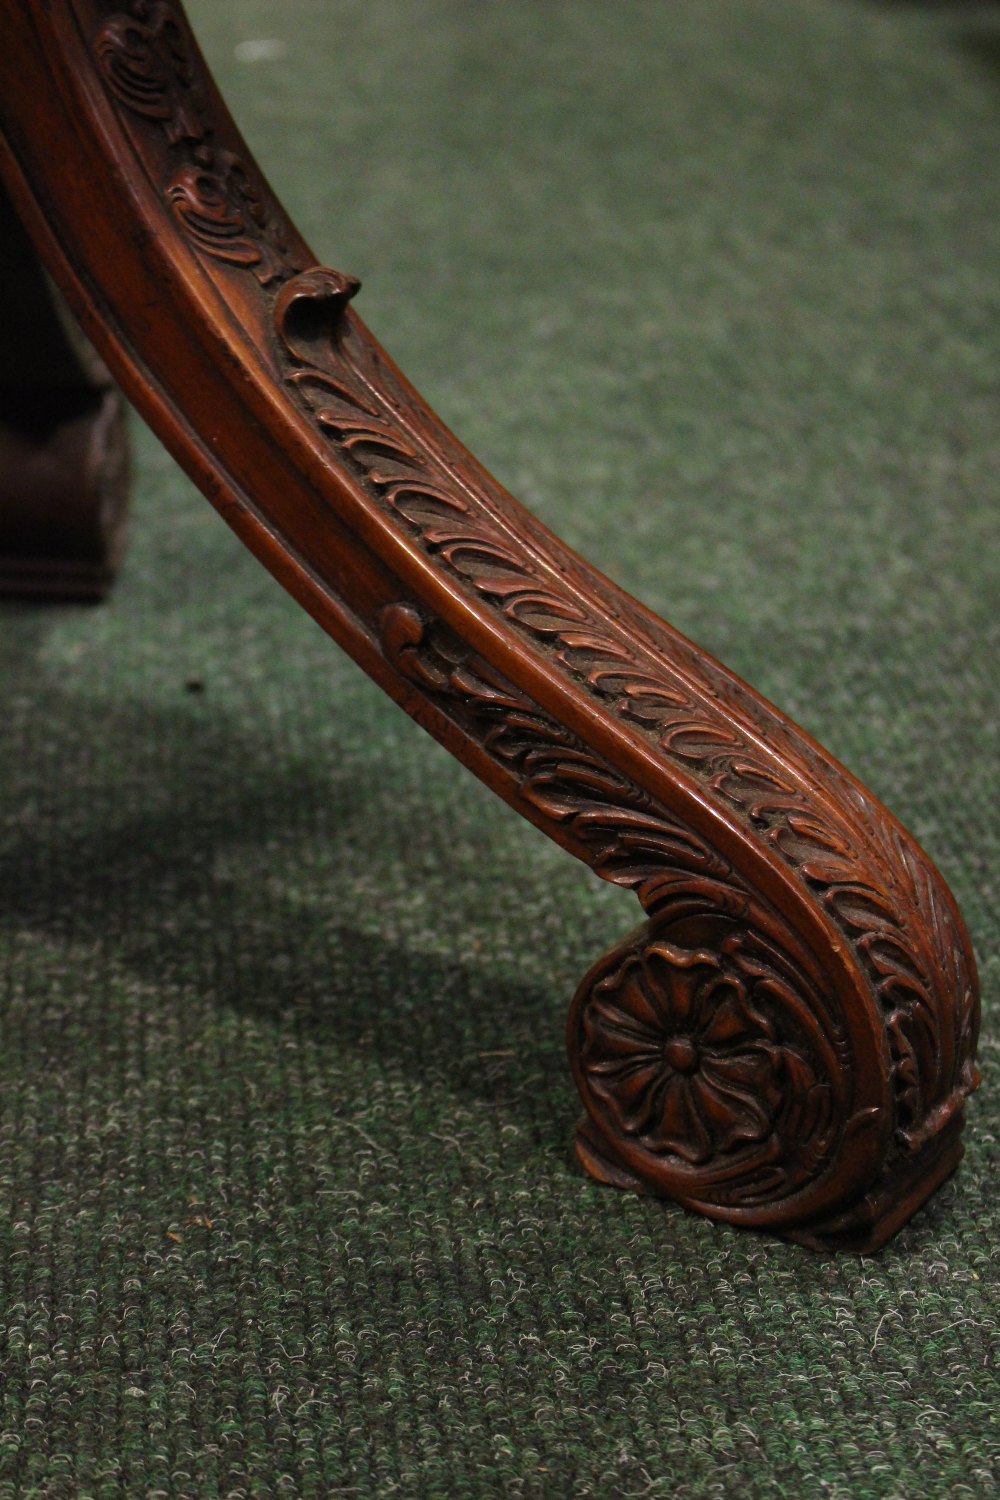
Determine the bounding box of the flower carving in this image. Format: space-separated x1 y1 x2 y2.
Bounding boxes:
581 939 787 1164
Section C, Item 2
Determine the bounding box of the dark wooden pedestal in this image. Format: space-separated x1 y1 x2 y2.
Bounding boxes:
0 0 980 1249
0 182 129 601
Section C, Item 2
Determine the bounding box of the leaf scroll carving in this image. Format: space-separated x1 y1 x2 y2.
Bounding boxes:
95 1 307 283
95 0 203 145
378 601 739 906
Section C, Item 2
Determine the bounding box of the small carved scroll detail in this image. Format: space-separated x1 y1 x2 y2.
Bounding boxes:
95 2 307 283
95 0 204 145
166 149 300 284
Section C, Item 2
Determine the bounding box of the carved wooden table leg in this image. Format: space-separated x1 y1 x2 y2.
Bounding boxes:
0 0 979 1248
0 179 129 600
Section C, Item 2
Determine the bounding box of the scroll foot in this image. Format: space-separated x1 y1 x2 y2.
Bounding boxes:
569 900 977 1251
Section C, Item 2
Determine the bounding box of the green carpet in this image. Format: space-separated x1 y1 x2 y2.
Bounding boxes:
2 1 998 1495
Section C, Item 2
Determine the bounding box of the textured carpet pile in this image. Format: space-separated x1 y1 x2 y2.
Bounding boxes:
1 2 997 1495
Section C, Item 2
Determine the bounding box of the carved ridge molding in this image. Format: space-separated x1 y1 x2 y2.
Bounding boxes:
1 0 973 1246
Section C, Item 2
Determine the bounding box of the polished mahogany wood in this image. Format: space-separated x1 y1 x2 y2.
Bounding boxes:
0 0 979 1248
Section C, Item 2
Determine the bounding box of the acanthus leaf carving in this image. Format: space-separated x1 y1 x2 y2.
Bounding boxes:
95 0 204 145
95 2 308 285
166 149 301 284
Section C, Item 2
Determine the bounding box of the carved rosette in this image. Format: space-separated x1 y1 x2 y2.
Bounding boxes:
579 936 829 1168
569 907 887 1230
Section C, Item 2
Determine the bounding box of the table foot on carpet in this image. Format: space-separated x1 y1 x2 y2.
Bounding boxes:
575 1103 968 1254
0 0 980 1248
0 179 129 602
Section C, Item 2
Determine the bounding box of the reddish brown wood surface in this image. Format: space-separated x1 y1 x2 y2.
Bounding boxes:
0 0 980 1249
